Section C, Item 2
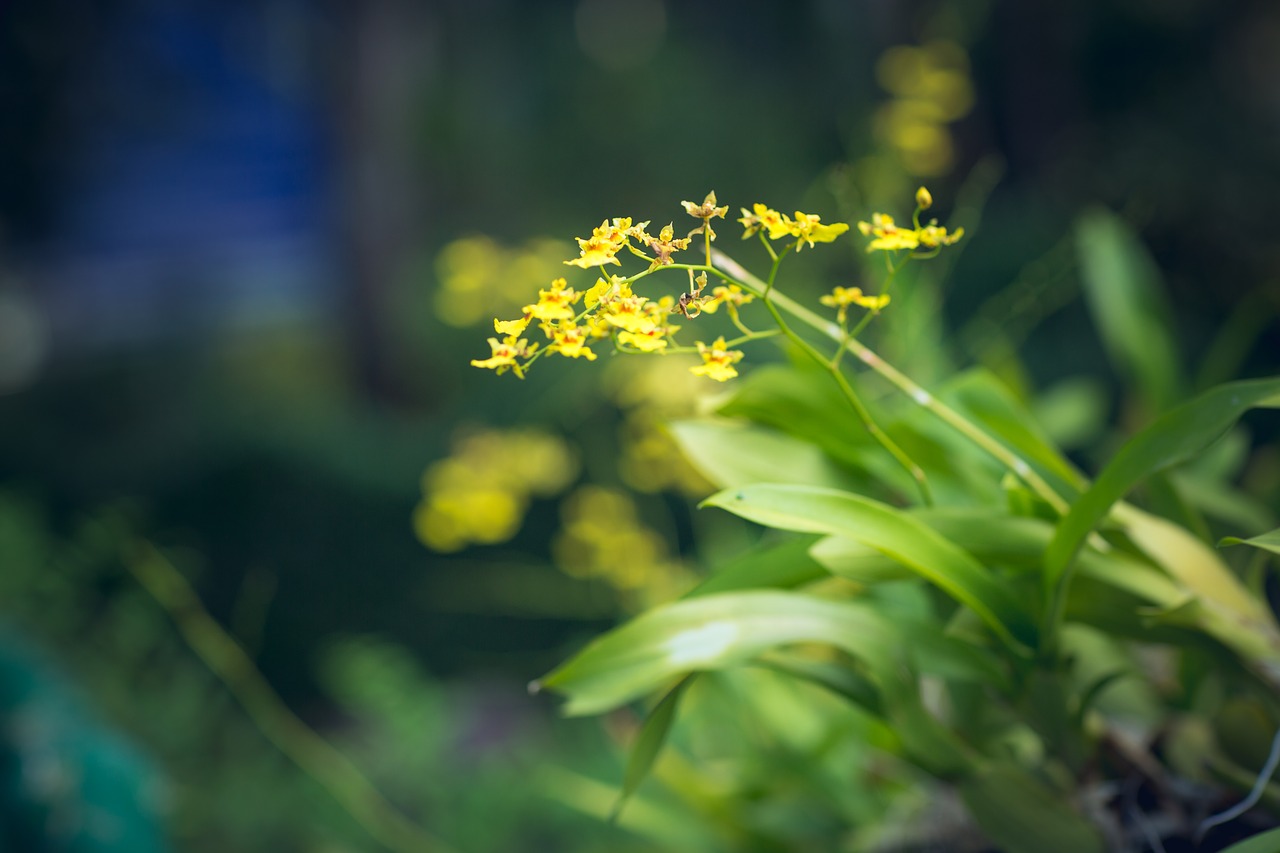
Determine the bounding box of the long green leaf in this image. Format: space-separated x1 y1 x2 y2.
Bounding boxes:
611 675 693 822
533 589 1000 716
683 536 829 598
813 510 1186 624
703 485 1039 652
941 369 1086 496
1076 208 1182 411
1045 377 1280 596
668 419 866 492
960 762 1104 853
1222 529 1280 558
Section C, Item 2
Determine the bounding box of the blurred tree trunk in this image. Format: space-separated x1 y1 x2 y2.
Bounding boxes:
329 0 435 405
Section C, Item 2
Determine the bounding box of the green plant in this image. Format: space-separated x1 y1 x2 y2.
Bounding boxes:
475 185 1280 850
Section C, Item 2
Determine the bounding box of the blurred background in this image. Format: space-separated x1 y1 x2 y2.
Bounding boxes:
1 0 1279 850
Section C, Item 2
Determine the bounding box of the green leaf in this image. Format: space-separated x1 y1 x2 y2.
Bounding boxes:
716 364 866 460
1045 377 1280 596
752 652 883 715
668 419 866 492
1221 529 1280 557
1076 208 1182 411
683 536 829 598
812 510 1186 626
703 485 1039 653
941 369 1086 497
611 675 692 823
1031 377 1108 450
1216 826 1280 853
1173 472 1276 534
534 589 1000 716
960 762 1105 853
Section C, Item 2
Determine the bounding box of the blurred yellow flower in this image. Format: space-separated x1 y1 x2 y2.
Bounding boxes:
918 223 964 248
618 327 669 352
690 336 744 382
416 428 579 552
820 286 891 323
494 316 530 336
857 213 919 251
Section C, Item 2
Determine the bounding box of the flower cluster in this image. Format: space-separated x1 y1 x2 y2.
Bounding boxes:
415 428 578 552
857 187 963 254
554 484 690 607
738 204 849 249
820 286 891 324
872 40 975 176
470 188 960 384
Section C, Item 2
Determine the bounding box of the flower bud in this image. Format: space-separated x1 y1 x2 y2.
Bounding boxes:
915 186 933 210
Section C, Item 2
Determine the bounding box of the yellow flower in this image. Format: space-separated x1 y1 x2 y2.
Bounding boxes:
618 327 669 352
681 190 729 221
546 322 597 360
642 223 692 268
602 285 653 333
524 277 580 321
819 286 890 323
682 190 730 240
857 213 921 252
740 203 792 240
699 284 753 314
762 204 795 240
820 286 864 308
917 222 964 248
566 219 633 268
690 336 744 382
790 211 850 250
857 200 964 253
583 277 615 310
494 316 530 336
471 335 535 377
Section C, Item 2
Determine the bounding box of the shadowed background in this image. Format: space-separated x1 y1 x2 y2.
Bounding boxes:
1 0 1278 850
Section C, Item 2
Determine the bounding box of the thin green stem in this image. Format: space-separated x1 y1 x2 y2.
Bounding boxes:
124 542 457 853
752 266 933 506
712 248 1071 516
847 255 906 339
724 329 781 348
